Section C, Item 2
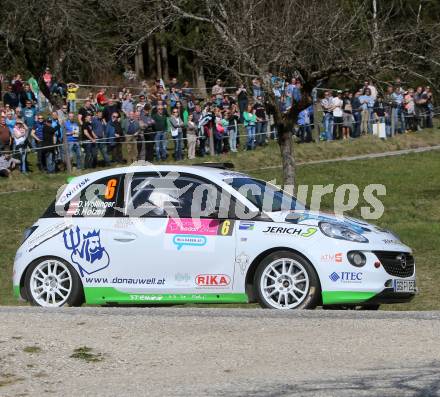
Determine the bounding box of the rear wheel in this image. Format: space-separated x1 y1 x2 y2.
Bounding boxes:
254 251 320 310
25 257 84 307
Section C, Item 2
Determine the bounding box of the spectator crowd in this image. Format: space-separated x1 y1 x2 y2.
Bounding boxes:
0 70 436 177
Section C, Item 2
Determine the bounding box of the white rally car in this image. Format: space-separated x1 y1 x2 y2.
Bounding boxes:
13 163 416 309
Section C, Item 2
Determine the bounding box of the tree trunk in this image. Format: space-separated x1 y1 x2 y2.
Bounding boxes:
161 41 169 82
52 49 64 82
194 60 207 98
155 36 162 78
147 37 156 78
277 122 296 191
134 46 144 78
177 54 182 77
261 73 296 190
372 0 379 53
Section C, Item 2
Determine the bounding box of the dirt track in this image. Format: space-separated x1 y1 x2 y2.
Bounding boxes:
1 307 439 396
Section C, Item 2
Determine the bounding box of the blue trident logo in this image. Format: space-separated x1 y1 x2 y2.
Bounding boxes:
63 226 81 253
63 226 110 277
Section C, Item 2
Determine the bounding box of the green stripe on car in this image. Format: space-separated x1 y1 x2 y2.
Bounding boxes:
13 285 20 298
322 291 377 305
84 287 248 305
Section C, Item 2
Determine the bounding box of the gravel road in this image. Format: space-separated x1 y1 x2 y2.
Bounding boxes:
0 307 439 397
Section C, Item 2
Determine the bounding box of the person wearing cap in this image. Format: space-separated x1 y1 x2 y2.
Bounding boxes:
13 120 28 174
212 79 225 106
22 100 37 135
78 100 95 126
135 95 147 113
31 114 45 170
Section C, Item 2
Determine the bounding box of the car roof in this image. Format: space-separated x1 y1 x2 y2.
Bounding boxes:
56 165 250 205
77 164 248 182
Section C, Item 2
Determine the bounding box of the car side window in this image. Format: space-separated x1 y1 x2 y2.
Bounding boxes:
126 174 227 219
64 176 121 217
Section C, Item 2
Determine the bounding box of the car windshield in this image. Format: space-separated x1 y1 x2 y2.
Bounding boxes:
225 177 306 212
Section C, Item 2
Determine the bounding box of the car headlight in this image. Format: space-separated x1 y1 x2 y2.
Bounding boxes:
319 222 369 243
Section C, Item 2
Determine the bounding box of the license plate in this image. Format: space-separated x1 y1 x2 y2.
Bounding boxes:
393 279 416 293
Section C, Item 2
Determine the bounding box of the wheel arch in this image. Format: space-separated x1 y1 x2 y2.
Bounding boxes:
20 255 85 303
244 247 322 304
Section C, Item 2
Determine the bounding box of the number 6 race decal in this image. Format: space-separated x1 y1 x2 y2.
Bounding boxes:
104 178 118 200
218 220 234 236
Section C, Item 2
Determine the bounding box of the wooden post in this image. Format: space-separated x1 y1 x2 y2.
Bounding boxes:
209 126 214 156
312 86 320 141
63 128 71 173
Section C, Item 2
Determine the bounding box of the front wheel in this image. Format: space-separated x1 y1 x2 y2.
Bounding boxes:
25 257 84 307
254 251 321 310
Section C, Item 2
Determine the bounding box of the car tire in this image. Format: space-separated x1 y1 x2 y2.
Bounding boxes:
254 251 321 310
25 257 84 308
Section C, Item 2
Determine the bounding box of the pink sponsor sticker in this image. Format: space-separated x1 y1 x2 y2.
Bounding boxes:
166 218 220 235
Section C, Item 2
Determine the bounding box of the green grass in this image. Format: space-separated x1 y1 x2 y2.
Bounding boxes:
0 130 439 309
23 346 42 354
70 346 103 363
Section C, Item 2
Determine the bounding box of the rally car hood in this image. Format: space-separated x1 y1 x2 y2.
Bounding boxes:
266 210 411 251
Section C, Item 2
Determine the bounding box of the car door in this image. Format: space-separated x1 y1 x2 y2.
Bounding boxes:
121 172 238 295
61 174 140 286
